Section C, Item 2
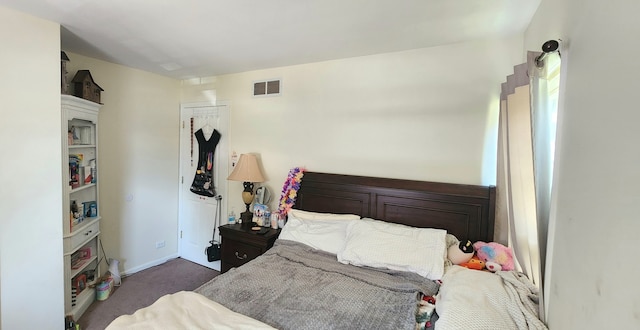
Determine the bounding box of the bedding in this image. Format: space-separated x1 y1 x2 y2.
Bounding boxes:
435 265 546 330
278 215 355 254
338 218 447 280
106 291 276 330
195 239 440 330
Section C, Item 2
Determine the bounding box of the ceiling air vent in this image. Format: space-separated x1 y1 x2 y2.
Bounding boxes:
253 79 281 97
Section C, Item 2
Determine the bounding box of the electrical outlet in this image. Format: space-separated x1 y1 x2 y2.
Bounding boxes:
155 240 165 249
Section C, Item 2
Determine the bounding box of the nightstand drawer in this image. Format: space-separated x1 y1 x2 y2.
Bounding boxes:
221 240 262 268
219 224 280 273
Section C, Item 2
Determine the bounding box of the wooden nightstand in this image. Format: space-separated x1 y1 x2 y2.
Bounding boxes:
219 224 280 273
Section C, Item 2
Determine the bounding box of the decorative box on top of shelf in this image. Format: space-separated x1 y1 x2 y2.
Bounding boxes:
61 94 102 320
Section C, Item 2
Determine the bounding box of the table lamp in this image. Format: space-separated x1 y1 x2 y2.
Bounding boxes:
227 153 265 228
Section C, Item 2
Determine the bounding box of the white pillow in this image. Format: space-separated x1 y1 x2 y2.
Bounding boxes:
337 218 447 280
278 215 356 255
288 209 360 221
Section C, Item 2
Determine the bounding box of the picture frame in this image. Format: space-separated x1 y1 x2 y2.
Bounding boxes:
73 274 87 295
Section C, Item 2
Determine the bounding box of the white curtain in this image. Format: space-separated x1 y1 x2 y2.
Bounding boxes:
497 50 561 320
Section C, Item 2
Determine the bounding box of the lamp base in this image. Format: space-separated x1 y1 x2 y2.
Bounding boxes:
240 210 254 229
239 182 255 230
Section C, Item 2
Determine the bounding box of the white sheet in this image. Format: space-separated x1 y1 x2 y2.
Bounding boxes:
106 291 276 330
435 266 546 330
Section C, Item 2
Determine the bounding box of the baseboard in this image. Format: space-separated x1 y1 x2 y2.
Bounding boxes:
120 253 180 277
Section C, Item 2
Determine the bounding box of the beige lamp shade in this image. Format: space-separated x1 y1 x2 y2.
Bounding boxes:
227 154 265 183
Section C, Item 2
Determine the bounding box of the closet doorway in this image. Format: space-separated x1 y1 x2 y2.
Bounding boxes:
178 102 229 270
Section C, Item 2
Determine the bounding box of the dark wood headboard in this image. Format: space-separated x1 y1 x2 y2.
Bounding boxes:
293 172 496 242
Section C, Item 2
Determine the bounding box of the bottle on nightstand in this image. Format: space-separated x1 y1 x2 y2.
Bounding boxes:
228 209 236 224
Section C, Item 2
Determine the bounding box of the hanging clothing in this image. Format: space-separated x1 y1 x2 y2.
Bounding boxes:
190 128 221 197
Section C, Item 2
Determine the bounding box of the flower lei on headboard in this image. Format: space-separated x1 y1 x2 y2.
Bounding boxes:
278 167 306 216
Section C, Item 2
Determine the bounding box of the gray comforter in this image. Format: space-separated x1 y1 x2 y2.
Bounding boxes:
195 240 439 330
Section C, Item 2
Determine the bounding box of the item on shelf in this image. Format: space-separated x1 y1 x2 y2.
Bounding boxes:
83 165 92 184
70 127 81 145
70 247 92 269
70 200 84 227
89 159 97 183
77 126 91 144
82 201 97 218
69 157 80 189
69 154 84 188
61 51 70 94
72 274 87 295
71 70 104 104
83 269 96 283
69 126 91 145
88 202 97 217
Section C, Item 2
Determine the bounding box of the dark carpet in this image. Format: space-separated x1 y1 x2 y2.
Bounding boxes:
78 257 219 330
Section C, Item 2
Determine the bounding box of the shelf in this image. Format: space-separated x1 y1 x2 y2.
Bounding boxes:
70 255 97 279
69 183 96 194
69 144 96 149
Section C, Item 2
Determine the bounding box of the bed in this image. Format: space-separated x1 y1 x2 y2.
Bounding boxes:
107 172 545 330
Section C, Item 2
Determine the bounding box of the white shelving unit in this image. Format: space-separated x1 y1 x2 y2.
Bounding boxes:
61 94 102 320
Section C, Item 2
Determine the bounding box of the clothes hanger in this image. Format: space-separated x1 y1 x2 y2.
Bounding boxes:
202 115 213 132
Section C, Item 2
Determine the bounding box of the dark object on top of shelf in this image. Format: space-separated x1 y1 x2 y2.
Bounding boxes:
71 70 104 104
61 51 70 94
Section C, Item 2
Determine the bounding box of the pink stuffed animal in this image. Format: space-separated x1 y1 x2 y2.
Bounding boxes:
473 241 515 272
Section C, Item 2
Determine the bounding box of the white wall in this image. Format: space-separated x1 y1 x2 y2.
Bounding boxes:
65 54 182 275
183 38 523 216
0 6 64 328
526 0 640 328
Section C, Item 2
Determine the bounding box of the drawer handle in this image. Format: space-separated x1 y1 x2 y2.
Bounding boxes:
85 230 93 236
235 252 247 260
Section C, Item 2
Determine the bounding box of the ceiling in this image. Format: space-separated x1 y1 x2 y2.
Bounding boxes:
1 0 540 80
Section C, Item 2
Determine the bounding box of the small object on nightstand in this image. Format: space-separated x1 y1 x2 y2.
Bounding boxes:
228 209 236 224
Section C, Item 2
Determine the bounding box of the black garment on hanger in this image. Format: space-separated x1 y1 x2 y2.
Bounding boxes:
190 128 221 197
